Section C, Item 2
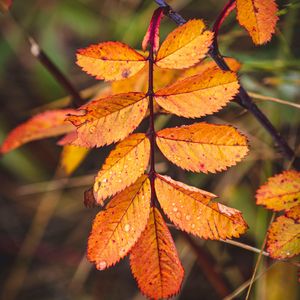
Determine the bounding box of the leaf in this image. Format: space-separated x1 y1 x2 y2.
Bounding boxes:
0 0 12 13
130 207 184 299
60 145 89 175
94 133 150 204
76 42 147 81
236 0 278 45
87 175 151 270
1 109 76 154
156 122 249 173
155 68 239 118
256 170 300 211
142 7 164 52
66 93 149 148
112 65 180 94
267 205 300 259
181 58 241 79
155 174 248 240
155 19 213 69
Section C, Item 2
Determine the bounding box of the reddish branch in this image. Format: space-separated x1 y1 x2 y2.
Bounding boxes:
146 8 165 206
154 0 299 168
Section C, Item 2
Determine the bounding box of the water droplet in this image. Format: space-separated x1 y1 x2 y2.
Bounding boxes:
124 224 131 232
173 207 178 212
172 202 176 206
102 178 108 183
175 212 182 219
191 223 195 229
97 261 107 270
185 215 191 221
286 251 291 256
118 179 122 183
89 125 96 134
119 248 126 256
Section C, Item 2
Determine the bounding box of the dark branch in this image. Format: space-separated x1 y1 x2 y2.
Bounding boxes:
154 0 298 167
28 38 85 108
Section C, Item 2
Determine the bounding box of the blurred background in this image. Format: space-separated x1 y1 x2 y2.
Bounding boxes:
0 0 299 299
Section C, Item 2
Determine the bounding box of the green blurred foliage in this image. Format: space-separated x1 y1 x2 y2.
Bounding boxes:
0 1 299 300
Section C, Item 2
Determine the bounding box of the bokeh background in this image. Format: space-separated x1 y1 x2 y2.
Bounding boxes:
0 0 299 299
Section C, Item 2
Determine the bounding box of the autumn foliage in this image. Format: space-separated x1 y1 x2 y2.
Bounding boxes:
1 0 299 298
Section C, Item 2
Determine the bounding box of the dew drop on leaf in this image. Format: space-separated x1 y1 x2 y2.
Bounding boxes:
96 261 107 270
124 224 131 232
173 207 178 212
185 215 191 221
89 125 96 134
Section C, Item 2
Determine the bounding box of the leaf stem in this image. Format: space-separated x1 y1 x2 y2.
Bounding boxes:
146 11 160 207
154 0 299 169
9 14 85 108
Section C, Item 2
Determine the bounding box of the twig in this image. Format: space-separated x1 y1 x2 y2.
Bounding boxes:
223 261 278 300
9 14 85 108
245 213 275 300
249 92 300 109
154 0 298 168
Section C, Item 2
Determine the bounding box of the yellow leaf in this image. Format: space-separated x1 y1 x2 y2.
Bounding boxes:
256 170 300 211
111 64 180 94
94 133 150 204
1 109 75 154
130 207 184 299
156 122 249 173
87 176 151 270
76 42 147 81
60 145 90 175
66 93 148 148
155 68 239 118
267 205 300 259
155 19 213 69
236 0 278 45
155 174 248 240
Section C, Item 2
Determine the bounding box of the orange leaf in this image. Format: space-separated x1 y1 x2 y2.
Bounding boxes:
267 205 300 259
87 175 151 270
112 65 180 94
181 58 241 79
94 133 150 204
60 145 90 175
76 42 147 81
155 68 239 118
156 122 249 173
155 174 248 240
130 207 184 299
256 170 300 211
236 0 278 45
155 19 213 69
66 93 148 148
1 109 75 154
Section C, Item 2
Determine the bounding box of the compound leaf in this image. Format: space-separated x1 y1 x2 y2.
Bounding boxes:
130 207 184 299
267 205 300 259
156 122 249 173
94 133 150 204
155 68 239 118
77 42 147 81
87 175 151 270
1 109 75 154
155 174 248 240
236 0 278 45
66 93 148 148
155 19 213 69
256 170 300 211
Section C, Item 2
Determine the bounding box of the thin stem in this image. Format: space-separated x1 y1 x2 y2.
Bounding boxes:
154 0 298 168
9 14 85 108
245 213 275 300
